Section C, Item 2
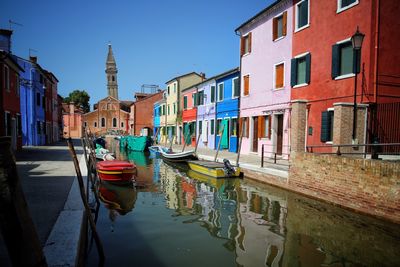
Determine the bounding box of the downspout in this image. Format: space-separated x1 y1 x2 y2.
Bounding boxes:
373 0 380 104
235 28 243 159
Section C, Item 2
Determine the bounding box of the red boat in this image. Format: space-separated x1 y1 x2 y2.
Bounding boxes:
96 160 137 183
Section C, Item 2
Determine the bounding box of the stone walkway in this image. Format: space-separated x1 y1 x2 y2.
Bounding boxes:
170 144 290 178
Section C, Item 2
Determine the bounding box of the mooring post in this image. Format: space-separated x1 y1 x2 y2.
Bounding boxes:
0 137 48 267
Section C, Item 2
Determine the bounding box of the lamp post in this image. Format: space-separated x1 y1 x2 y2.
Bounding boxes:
351 27 365 142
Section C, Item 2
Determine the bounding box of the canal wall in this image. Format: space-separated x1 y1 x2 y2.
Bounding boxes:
289 153 400 224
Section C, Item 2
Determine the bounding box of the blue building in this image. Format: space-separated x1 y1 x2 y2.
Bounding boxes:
14 56 47 146
153 98 165 143
215 68 240 152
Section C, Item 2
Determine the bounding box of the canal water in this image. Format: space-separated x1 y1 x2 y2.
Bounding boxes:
86 145 400 267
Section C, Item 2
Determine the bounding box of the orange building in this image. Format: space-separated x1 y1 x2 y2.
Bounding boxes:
62 102 83 138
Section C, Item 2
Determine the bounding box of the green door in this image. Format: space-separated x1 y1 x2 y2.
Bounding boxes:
184 123 191 145
221 119 229 149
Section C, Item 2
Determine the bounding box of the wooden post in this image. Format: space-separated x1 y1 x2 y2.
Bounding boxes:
67 138 105 264
0 137 47 266
214 124 225 162
194 133 202 153
235 122 245 167
181 131 189 152
261 144 264 168
153 127 160 144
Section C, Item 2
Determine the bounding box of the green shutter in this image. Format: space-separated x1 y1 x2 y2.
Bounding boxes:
353 49 361 74
305 53 311 84
211 86 215 103
320 111 331 142
332 44 340 79
291 58 297 87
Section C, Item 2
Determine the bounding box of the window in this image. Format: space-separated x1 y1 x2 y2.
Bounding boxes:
240 32 252 56
291 53 311 86
321 110 334 142
112 118 117 127
167 86 170 95
173 103 176 114
162 105 165 115
94 122 97 128
112 76 115 81
183 96 188 109
257 116 271 138
168 105 170 115
210 85 216 103
84 122 87 127
4 66 10 92
331 40 359 79
231 118 238 136
243 75 250 96
42 96 46 109
232 77 240 98
174 84 176 93
273 12 287 41
5 112 11 136
210 119 215 135
216 119 222 135
197 91 204 106
198 120 202 135
239 117 249 137
121 122 124 128
17 114 22 136
295 0 309 32
217 83 224 102
101 118 106 127
337 0 358 12
274 63 285 89
37 121 41 134
15 74 20 96
37 93 41 106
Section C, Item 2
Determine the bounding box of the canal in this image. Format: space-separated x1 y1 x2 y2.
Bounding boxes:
86 145 400 267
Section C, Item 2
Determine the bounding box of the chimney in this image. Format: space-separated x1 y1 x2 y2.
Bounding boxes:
0 29 13 53
30 56 37 64
69 102 75 127
200 72 206 80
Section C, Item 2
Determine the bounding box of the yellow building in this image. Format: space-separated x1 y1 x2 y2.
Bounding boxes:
165 72 204 144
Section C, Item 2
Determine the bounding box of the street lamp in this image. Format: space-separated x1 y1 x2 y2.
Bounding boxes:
351 26 365 142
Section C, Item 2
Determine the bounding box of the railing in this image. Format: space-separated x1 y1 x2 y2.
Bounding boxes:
260 144 290 168
306 143 400 159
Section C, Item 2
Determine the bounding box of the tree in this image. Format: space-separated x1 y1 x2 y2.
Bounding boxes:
64 90 90 113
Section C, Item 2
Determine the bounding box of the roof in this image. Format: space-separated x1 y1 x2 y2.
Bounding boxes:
1 51 24 72
12 54 48 76
131 90 164 106
235 0 283 33
44 70 59 82
165 71 202 85
181 67 239 92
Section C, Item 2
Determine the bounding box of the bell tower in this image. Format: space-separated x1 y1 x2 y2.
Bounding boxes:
106 44 118 99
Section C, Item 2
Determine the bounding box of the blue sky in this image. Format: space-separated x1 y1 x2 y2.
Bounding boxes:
1 0 273 108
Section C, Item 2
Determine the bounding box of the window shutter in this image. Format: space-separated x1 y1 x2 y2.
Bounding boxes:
238 118 243 136
331 44 340 79
291 58 298 87
211 86 215 103
240 37 245 57
244 75 249 96
273 17 277 40
268 116 272 139
275 64 284 88
248 32 252 53
259 116 265 138
305 53 311 84
282 11 287 36
320 111 331 142
257 116 263 139
353 49 361 74
245 118 249 137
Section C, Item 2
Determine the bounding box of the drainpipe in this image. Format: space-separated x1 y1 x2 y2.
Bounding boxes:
372 0 380 141
235 29 242 155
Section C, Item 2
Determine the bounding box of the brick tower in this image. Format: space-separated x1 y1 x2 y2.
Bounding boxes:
106 44 118 99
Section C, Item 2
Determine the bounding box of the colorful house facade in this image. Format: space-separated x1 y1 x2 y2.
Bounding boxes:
236 0 293 157
165 72 204 144
215 68 240 153
195 78 217 150
290 0 400 153
63 103 83 138
153 98 165 143
0 45 24 150
181 85 197 146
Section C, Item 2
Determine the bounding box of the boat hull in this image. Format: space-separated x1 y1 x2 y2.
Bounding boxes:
159 149 198 162
97 160 136 183
187 160 241 178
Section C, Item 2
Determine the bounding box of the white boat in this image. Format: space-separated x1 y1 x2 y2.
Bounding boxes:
159 148 198 162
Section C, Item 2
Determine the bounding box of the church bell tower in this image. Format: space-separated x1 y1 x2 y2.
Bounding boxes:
106 44 118 99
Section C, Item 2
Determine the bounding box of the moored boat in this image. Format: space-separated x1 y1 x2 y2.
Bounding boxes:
148 145 166 156
97 160 137 183
159 148 198 162
187 159 241 178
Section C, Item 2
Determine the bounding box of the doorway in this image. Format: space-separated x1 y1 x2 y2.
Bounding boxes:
252 116 258 152
276 114 283 155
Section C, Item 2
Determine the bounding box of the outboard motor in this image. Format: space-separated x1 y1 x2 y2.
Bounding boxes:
223 159 235 176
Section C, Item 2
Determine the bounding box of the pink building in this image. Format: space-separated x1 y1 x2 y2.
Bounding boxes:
236 0 293 157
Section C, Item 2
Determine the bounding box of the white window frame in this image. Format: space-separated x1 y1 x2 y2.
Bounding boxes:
243 33 251 56
337 0 359 13
217 83 224 102
334 37 356 80
173 83 177 93
273 12 285 42
295 0 310 33
273 61 285 90
325 108 335 144
293 52 310 88
198 90 205 106
232 77 239 99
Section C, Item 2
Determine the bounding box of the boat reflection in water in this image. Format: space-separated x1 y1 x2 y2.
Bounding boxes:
98 182 137 215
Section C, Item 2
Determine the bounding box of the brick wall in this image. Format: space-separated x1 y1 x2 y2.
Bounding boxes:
289 153 400 223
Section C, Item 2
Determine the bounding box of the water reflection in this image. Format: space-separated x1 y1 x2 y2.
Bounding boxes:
90 145 400 267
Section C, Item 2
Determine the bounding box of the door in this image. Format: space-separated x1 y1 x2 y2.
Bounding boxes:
11 118 17 150
252 117 258 152
276 114 283 155
221 119 229 149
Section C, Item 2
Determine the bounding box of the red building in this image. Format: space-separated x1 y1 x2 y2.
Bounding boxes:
290 0 400 152
130 91 164 136
0 48 24 150
181 85 197 146
62 102 84 138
